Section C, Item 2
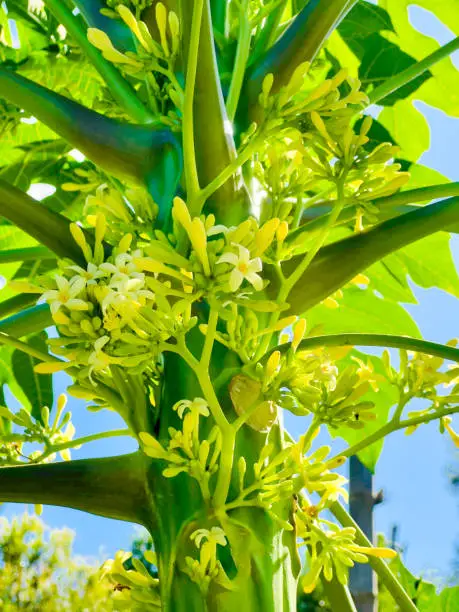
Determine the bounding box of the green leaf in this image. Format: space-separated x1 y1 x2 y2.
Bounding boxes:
378 99 430 162
381 0 459 115
337 0 395 59
396 232 459 297
11 331 53 422
358 32 431 105
328 350 398 471
307 286 421 336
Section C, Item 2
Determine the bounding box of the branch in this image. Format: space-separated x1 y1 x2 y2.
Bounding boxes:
0 295 40 319
181 0 251 224
0 246 54 264
271 333 459 363
0 180 89 264
43 0 153 123
290 182 459 244
368 36 459 106
0 305 52 338
0 69 181 192
337 404 459 461
330 502 418 612
278 196 459 315
0 452 151 525
241 0 357 123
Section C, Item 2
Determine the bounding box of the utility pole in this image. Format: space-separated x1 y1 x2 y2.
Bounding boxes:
349 456 377 612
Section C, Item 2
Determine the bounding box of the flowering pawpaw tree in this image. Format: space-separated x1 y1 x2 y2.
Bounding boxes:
1 0 459 610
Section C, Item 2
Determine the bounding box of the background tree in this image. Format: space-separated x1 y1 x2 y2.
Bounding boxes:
1 0 459 611
0 511 115 611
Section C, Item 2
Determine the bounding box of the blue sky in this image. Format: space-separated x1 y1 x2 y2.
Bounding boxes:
3 1 459 585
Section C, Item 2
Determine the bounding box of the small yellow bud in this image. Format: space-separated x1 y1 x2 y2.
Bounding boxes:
351 273 369 286
70 223 92 262
172 197 192 229
254 218 280 256
34 361 71 374
276 221 289 243
310 111 329 141
323 296 339 309
190 218 211 276
261 72 274 102
168 11 180 55
266 350 281 379
118 233 133 253
292 318 307 352
156 2 170 57
87 28 141 66
34 504 43 516
117 5 152 52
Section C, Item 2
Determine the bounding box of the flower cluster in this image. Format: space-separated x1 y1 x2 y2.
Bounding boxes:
0 394 75 466
35 214 198 382
88 3 182 126
248 341 380 430
252 63 409 232
297 517 396 593
101 549 161 611
172 196 277 298
184 527 230 595
140 398 221 501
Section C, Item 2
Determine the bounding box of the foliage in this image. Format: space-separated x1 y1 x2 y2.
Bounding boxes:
0 511 115 611
1 0 459 610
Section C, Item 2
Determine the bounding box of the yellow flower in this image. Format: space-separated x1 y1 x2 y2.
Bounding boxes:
217 244 263 292
42 276 88 316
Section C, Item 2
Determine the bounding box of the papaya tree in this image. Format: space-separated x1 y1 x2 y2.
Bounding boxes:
1 0 459 610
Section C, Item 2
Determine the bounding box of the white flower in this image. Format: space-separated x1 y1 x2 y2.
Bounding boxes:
173 398 209 419
217 244 263 292
42 276 88 315
68 262 106 286
191 526 227 548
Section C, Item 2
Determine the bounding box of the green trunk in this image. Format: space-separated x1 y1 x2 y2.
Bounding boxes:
146 348 300 611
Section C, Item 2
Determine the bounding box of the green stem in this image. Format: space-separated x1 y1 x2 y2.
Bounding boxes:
270 332 459 363
0 332 60 363
0 246 54 264
321 575 358 612
226 2 252 122
248 0 287 67
183 0 204 201
43 0 154 123
286 180 347 290
36 429 132 462
337 404 459 461
200 306 218 369
0 305 52 338
330 502 418 612
280 196 459 316
289 182 459 245
0 178 88 265
213 427 236 509
0 295 40 319
198 137 260 209
369 36 459 106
